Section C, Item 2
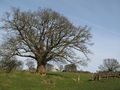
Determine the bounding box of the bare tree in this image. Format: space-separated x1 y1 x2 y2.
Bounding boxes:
26 60 35 71
98 58 120 72
0 8 92 75
0 41 23 72
0 56 23 73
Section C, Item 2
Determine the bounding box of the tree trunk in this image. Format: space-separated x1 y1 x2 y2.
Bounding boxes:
36 63 46 76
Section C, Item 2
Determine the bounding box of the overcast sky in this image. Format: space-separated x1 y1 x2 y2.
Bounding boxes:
0 0 120 72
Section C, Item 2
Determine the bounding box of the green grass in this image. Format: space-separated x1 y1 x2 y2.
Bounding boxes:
0 71 120 90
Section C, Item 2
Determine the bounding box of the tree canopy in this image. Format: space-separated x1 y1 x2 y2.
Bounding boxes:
0 8 92 75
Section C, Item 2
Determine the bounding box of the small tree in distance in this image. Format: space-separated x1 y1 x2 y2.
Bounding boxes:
0 57 23 73
0 39 23 72
98 58 120 72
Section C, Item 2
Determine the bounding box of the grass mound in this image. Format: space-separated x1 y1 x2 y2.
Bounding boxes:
0 71 120 90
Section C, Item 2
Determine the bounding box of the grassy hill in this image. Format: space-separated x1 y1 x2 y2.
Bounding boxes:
0 71 120 90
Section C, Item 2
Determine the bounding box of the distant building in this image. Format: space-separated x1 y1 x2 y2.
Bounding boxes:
65 64 77 72
46 64 54 72
59 65 64 72
51 68 60 72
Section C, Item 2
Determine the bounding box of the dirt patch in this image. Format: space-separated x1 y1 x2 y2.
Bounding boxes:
0 83 11 87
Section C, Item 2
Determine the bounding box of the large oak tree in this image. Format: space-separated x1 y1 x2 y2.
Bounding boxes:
0 8 92 75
